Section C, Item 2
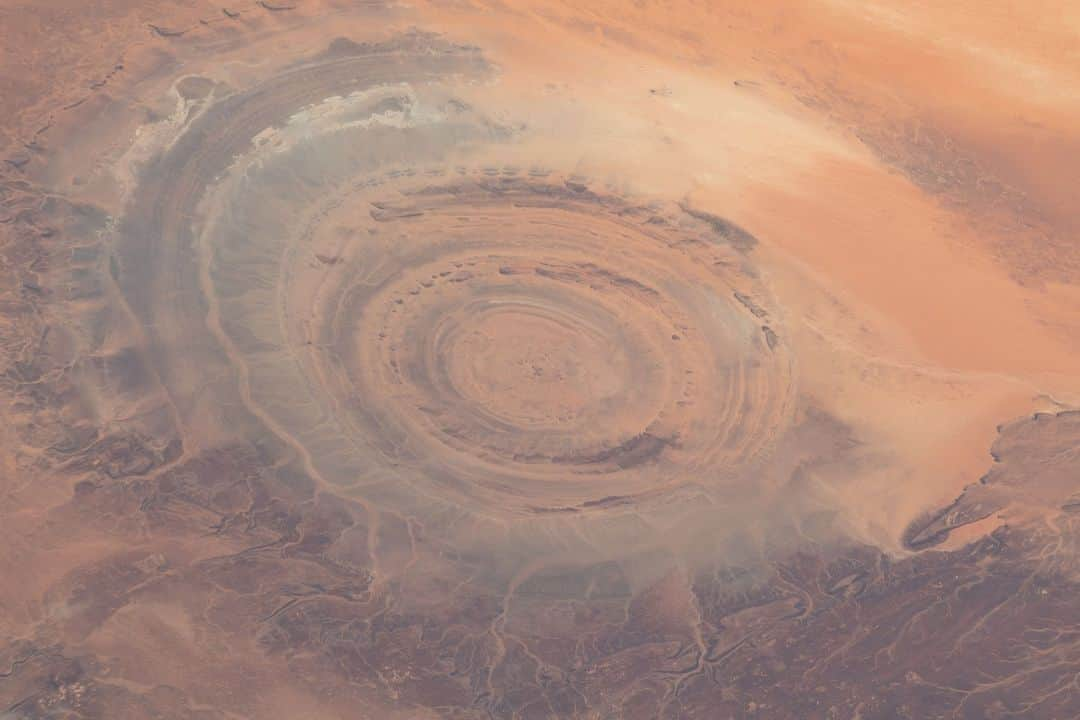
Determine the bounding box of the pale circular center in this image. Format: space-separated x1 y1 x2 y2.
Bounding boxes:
447 310 628 427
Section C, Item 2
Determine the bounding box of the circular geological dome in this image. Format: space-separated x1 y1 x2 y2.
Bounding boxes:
13 11 1079 720
112 38 795 517
272 178 793 512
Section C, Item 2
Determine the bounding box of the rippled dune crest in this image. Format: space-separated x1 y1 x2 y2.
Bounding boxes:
1 2 1079 718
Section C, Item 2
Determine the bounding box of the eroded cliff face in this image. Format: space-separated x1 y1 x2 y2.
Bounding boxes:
1 2 1078 718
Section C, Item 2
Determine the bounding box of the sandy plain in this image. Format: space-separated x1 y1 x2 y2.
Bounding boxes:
1 1 1078 718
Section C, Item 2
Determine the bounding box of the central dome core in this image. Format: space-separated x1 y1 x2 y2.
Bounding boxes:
446 306 628 428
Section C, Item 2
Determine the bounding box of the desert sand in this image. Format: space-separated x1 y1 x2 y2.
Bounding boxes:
1 1 1078 718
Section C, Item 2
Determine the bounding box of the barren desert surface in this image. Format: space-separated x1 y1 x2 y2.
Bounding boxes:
1 1 1079 718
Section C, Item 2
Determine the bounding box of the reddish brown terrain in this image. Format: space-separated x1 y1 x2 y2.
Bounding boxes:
1 2 1079 718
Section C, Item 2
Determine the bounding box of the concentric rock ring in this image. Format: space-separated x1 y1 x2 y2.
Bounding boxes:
207 168 795 512
111 38 795 515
